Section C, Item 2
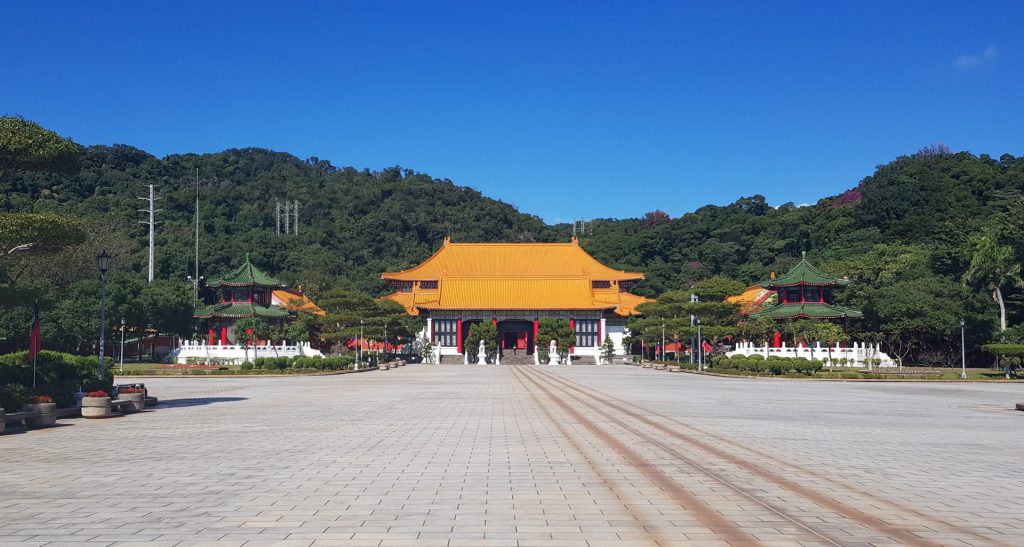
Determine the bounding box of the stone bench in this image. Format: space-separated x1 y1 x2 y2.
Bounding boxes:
1016 402 1023 412
110 400 134 412
667 365 681 372
641 363 652 368
654 364 666 371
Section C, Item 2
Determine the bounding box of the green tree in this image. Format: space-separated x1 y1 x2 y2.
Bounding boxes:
964 232 1021 333
537 318 575 364
600 335 616 364
689 275 747 301
0 117 82 181
463 321 498 363
0 213 87 266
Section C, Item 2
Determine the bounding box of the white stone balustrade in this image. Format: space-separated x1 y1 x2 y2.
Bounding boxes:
726 341 896 368
171 340 323 365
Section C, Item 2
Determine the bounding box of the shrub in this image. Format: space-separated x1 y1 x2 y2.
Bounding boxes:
31 395 54 404
710 355 823 376
0 350 111 407
0 383 29 411
85 390 109 398
119 387 143 394
240 362 254 370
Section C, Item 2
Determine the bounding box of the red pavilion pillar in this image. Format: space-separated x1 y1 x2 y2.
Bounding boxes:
569 319 575 354
208 326 215 345
220 326 228 345
456 319 463 354
533 319 539 354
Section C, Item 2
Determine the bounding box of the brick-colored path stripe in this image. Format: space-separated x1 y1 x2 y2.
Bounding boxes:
531 367 1015 547
509 367 762 546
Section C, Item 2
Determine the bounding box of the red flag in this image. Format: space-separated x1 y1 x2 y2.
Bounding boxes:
28 301 41 362
701 340 712 354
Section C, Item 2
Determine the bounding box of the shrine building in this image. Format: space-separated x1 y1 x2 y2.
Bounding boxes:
194 254 323 345
750 252 862 322
382 238 651 363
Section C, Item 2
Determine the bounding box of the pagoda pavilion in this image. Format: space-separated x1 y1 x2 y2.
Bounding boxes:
382 237 651 363
750 252 862 322
194 254 290 345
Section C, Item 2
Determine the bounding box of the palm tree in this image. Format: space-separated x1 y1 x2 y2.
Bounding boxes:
965 233 1022 333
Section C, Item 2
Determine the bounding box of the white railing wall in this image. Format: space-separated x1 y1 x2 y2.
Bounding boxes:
726 341 896 368
171 340 323 365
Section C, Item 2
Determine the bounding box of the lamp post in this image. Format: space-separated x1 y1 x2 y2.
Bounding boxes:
696 317 702 371
960 318 967 380
661 321 666 362
96 250 111 381
119 317 126 374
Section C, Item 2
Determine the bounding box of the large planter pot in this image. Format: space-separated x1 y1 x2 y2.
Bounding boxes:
81 397 111 419
0 408 6 434
24 402 57 428
117 392 145 413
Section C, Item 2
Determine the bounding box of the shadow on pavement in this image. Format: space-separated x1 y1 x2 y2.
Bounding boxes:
158 397 248 408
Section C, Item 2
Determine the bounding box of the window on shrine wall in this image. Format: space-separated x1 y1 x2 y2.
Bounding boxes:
575 319 599 347
434 319 458 347
592 281 611 289
804 288 820 302
395 281 413 293
420 280 438 290
253 291 263 303
785 288 801 303
234 289 248 301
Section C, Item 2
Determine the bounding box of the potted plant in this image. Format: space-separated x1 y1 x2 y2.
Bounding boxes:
24 395 57 427
81 390 111 419
117 387 145 413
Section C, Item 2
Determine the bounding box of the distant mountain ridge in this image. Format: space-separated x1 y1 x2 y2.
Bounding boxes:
2 144 1022 299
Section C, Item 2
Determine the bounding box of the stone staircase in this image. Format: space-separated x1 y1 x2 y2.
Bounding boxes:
500 352 536 366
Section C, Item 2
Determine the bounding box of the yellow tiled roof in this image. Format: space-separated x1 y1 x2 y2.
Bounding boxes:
382 238 643 282
725 285 772 314
614 291 655 316
271 289 326 317
383 291 419 316
381 239 650 316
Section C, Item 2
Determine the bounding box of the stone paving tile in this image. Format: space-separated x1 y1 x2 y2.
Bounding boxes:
1 365 1022 546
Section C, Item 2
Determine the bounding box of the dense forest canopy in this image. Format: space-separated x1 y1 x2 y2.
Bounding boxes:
2 118 1023 365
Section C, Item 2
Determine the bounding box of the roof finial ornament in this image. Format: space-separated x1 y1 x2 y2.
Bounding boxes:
801 250 806 258
245 252 250 262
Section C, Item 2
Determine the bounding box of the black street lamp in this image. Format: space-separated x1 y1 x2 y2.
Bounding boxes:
97 250 111 381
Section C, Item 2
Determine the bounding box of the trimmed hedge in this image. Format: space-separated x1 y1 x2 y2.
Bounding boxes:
250 355 355 371
0 351 112 410
709 354 824 376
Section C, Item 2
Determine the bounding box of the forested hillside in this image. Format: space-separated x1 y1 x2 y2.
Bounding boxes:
3 121 1024 363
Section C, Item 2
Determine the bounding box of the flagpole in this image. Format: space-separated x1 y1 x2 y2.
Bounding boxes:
31 300 39 388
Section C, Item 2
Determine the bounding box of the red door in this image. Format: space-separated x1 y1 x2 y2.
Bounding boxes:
516 331 527 349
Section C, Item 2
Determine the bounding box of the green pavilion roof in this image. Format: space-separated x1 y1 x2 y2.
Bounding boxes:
750 302 862 320
761 253 850 288
207 254 283 288
194 302 291 320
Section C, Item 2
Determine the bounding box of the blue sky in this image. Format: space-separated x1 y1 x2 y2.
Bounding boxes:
3 1 1022 222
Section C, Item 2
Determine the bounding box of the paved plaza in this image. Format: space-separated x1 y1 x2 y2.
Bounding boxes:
1 365 1022 546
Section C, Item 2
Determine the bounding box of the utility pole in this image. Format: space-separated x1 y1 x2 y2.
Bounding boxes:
193 169 200 300
275 199 281 235
138 184 162 283
293 200 299 234
283 200 290 235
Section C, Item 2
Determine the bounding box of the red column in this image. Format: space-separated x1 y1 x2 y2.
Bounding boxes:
773 330 781 348
533 319 539 353
208 327 215 345
456 319 463 353
220 326 228 345
569 319 575 354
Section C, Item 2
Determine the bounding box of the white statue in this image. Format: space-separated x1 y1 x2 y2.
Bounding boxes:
477 339 487 365
549 339 558 365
